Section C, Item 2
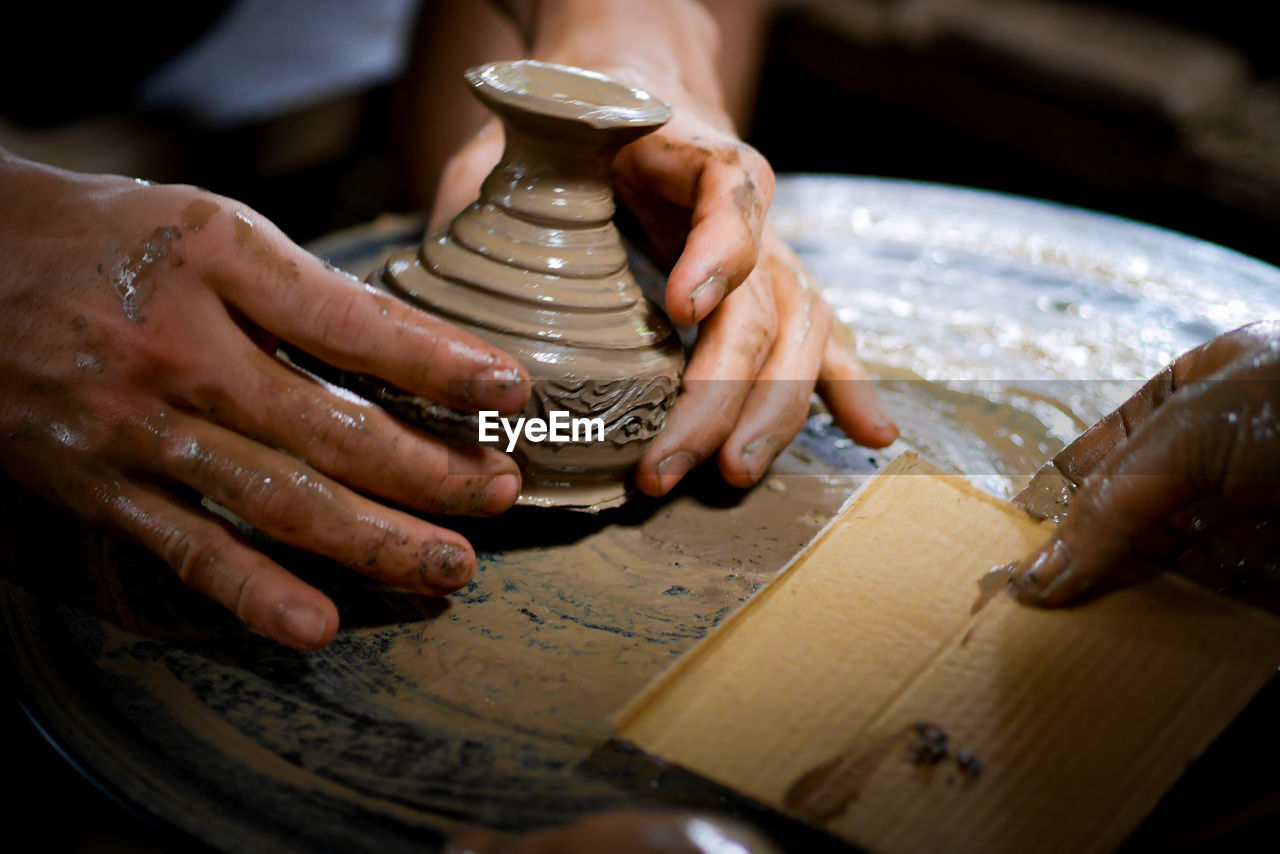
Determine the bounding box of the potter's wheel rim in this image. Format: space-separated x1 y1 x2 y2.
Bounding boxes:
776 173 1280 281
6 174 1280 853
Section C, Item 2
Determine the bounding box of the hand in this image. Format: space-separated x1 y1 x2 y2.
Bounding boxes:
446 810 780 854
0 153 529 650
431 2 898 496
634 226 899 493
1009 321 1280 605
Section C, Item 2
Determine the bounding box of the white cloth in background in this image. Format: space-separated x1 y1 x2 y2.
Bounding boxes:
137 0 421 126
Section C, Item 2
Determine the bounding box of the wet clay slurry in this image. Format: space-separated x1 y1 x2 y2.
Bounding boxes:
110 226 180 323
363 61 684 510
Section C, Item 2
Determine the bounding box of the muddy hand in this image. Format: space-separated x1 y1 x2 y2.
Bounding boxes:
0 152 529 650
447 810 780 854
434 124 897 495
1009 321 1280 605
428 1 898 496
635 228 898 493
561 47 897 490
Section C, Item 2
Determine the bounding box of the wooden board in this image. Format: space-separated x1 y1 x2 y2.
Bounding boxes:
615 454 1280 854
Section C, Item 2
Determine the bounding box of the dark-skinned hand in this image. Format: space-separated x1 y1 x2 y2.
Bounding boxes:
1010 321 1280 606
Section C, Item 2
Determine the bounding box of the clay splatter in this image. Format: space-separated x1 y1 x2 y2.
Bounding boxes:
180 199 219 231
955 748 984 780
971 562 1015 614
109 226 180 323
908 721 950 765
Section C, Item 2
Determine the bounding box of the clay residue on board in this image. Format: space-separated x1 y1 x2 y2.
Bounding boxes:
109 225 180 323
783 727 906 823
784 717 987 824
971 562 1015 615
954 748 984 780
907 721 950 765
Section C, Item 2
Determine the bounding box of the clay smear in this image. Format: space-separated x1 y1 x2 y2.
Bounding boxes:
109 226 180 323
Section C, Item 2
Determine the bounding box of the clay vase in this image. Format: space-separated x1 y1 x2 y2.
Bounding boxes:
368 60 684 510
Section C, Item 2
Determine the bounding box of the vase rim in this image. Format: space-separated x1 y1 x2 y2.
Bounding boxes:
465 60 672 130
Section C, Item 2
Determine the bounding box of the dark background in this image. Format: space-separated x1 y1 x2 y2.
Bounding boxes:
3 0 1279 265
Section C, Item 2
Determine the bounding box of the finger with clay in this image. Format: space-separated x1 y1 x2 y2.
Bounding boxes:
1009 321 1280 608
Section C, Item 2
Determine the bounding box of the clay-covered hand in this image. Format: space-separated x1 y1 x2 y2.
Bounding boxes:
634 227 899 493
432 0 899 494
0 153 529 650
446 810 781 854
1009 321 1280 605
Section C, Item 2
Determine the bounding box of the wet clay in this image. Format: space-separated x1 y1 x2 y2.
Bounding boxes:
364 61 684 510
1013 461 1077 520
180 199 219 231
783 727 905 823
971 562 1015 614
110 226 180 323
106 202 216 325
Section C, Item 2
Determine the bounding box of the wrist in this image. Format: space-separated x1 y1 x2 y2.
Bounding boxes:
526 0 723 113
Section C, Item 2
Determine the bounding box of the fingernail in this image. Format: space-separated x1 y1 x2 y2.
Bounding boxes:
276 602 328 649
1040 564 1085 601
656 451 697 494
856 385 896 435
690 275 727 323
420 543 474 589
872 401 897 433
464 369 526 411
1016 538 1071 596
491 367 524 392
486 471 522 509
741 436 780 482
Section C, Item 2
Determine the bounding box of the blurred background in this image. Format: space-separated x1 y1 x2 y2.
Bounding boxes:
3 0 1277 264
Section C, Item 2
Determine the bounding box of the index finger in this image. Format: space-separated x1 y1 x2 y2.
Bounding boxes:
616 134 774 326
1014 323 1274 516
203 207 529 415
666 151 775 326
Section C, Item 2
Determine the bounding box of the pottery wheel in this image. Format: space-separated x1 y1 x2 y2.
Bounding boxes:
4 177 1280 853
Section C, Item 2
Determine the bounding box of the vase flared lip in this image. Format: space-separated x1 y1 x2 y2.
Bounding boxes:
465 60 672 130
